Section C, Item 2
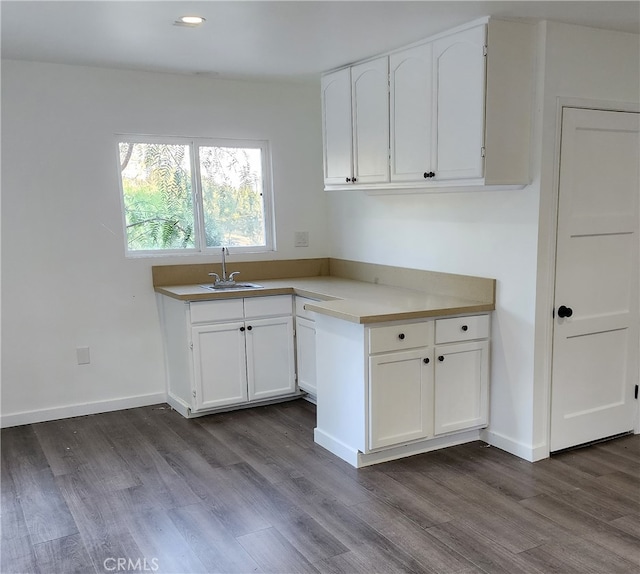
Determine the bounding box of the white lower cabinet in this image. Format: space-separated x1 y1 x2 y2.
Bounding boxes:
433 314 490 435
434 340 489 435
192 321 248 410
295 296 318 397
369 348 433 449
160 294 297 417
314 312 491 467
245 315 296 401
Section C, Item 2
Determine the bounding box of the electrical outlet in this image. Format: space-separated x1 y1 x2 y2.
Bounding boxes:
294 231 309 247
77 347 90 365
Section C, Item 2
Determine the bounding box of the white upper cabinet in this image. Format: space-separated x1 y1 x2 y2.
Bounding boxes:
322 57 389 186
351 57 390 184
433 25 486 181
321 17 535 192
321 67 353 185
390 43 434 182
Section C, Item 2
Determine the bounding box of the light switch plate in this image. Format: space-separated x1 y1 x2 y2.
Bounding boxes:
294 231 309 247
77 346 90 365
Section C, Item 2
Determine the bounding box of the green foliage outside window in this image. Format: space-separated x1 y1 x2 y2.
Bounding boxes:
119 140 267 252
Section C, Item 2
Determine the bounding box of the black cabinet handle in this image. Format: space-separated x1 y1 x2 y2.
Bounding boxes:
438 356 444 362
557 305 573 318
423 171 435 178
346 177 351 183
240 326 245 332
461 325 468 331
423 358 430 364
352 177 357 182
247 325 253 331
398 333 405 340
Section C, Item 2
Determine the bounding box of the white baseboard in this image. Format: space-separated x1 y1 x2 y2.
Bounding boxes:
0 392 168 428
314 428 361 467
481 428 549 462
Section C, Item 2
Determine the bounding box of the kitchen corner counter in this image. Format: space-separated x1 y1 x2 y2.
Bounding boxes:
154 276 494 324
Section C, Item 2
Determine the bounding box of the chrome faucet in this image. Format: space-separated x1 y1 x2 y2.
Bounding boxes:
221 246 228 281
208 247 240 285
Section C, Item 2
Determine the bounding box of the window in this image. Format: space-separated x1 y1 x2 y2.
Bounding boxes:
117 136 273 255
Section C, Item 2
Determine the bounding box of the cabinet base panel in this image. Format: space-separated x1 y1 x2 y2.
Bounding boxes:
168 391 304 419
315 426 485 467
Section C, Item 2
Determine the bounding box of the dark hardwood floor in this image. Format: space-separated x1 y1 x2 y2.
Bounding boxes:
2 400 639 574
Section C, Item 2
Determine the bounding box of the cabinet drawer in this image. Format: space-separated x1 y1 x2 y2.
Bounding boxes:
295 296 319 321
369 321 432 354
435 314 489 344
190 299 244 324
244 295 292 319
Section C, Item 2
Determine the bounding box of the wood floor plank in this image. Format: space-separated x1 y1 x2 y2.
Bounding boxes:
168 503 263 573
582 526 640 567
92 410 201 510
55 469 144 572
552 442 640 477
344 466 454 528
519 534 640 574
1 425 78 545
227 410 373 507
349 499 481 573
161 449 273 537
426 520 547 574
199 412 300 485
272 474 428 573
222 462 350 564
34 414 140 491
609 514 640 539
109 502 210 574
1 453 41 574
154 409 245 468
236 526 321 573
383 464 570 550
33 533 96 574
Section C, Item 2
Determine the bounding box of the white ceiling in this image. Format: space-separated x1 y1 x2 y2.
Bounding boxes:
2 1 639 83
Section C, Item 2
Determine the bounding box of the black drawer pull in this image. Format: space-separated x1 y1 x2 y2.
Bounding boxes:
398 333 405 340
461 325 468 331
438 356 444 362
240 326 245 332
247 325 253 331
423 358 430 364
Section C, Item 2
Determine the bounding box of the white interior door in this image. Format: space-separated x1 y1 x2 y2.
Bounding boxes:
550 107 639 452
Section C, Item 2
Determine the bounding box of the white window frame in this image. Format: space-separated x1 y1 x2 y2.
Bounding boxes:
116 134 276 257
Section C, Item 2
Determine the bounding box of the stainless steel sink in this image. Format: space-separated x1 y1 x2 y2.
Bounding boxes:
200 283 263 291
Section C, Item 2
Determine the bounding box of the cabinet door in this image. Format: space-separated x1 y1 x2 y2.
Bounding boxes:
369 348 433 450
434 340 489 435
246 316 296 401
351 57 390 184
191 322 247 411
390 43 434 182
322 68 353 185
296 316 317 395
433 25 486 181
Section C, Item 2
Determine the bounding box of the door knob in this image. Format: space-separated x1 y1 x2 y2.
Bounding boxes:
557 305 573 318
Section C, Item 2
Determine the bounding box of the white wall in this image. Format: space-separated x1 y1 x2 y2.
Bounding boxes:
1 60 327 425
531 22 640 456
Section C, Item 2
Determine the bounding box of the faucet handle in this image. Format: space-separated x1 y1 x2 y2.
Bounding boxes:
208 272 221 283
228 272 240 282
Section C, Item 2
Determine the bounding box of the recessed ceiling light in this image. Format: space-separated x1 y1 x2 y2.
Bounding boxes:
174 15 206 27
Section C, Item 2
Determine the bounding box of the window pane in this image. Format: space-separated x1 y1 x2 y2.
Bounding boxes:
198 146 266 247
119 142 195 251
